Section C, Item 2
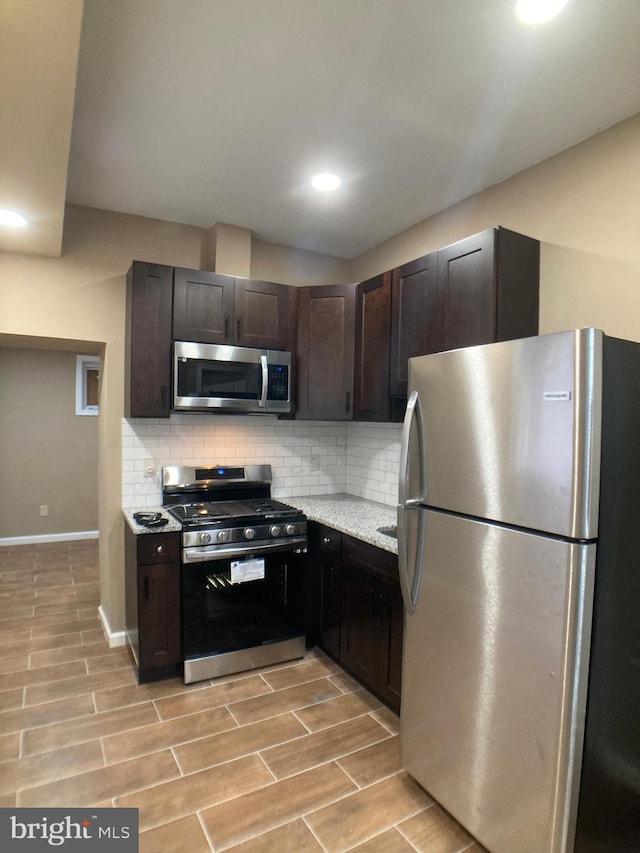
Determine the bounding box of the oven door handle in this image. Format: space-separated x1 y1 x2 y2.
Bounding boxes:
182 537 308 563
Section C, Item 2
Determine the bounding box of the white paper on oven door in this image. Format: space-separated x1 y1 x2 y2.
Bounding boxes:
230 558 266 583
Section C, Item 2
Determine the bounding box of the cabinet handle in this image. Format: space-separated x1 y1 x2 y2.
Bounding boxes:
225 316 230 339
380 595 390 620
237 317 242 340
156 544 165 555
143 576 150 601
371 589 381 618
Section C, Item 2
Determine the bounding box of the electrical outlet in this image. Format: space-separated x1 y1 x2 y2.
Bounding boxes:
143 458 156 477
39 505 48 517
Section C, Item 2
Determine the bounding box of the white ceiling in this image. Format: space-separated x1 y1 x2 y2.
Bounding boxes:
3 0 640 260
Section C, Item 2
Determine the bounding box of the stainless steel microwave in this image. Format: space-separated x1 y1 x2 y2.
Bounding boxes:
173 341 292 414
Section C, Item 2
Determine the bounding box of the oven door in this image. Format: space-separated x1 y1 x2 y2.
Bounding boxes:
173 341 291 414
181 549 307 683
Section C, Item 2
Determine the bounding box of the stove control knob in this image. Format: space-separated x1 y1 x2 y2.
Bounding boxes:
244 527 256 540
217 530 230 544
198 531 211 545
269 525 282 538
284 524 296 536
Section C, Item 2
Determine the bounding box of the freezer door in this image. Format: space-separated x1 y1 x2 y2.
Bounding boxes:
406 328 602 539
400 510 595 853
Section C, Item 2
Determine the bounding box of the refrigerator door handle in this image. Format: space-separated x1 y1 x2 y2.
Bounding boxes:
398 390 426 507
398 390 426 614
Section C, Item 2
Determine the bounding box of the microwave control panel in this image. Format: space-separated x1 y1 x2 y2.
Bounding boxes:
268 365 289 401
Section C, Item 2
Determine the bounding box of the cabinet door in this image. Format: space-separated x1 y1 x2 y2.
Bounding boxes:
317 526 342 659
125 528 181 684
339 565 380 691
354 272 391 422
436 229 496 352
493 227 540 343
234 279 292 350
377 583 403 713
125 262 173 418
137 560 181 680
435 227 540 353
390 252 438 400
173 268 235 344
296 284 356 420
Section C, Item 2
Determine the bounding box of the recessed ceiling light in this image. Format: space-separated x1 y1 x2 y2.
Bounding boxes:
516 0 569 24
0 209 28 228
311 173 342 192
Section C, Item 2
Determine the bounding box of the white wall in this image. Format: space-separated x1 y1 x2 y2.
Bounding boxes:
351 115 640 346
0 347 99 540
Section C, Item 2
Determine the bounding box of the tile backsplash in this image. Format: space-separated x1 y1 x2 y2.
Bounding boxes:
122 415 402 509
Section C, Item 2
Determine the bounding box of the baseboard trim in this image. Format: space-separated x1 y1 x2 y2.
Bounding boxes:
0 530 99 547
98 605 127 649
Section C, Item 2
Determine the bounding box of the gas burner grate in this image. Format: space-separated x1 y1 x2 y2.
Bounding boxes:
243 498 298 514
166 503 232 521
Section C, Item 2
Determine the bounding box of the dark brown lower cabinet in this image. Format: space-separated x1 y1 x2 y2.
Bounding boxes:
340 564 403 713
339 565 381 686
315 525 342 659
311 523 403 713
125 526 182 683
377 581 403 711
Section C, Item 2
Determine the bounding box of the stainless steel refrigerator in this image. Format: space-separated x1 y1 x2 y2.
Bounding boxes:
398 328 640 853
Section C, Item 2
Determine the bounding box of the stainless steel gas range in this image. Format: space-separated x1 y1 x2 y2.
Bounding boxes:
163 464 308 684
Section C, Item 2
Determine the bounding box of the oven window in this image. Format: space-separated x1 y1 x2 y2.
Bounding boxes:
181 554 306 660
177 358 262 400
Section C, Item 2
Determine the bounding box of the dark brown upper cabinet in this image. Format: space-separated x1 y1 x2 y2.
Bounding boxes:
173 269 294 351
390 252 438 401
124 226 538 423
436 227 540 353
354 272 392 422
385 227 539 421
172 269 233 345
125 261 174 419
234 278 297 351
296 284 357 420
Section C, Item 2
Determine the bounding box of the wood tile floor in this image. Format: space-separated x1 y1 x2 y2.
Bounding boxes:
0 540 486 853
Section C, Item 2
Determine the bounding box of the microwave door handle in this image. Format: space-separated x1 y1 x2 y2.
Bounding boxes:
259 355 268 408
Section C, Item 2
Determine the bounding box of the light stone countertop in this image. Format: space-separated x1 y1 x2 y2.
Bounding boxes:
284 493 398 555
123 508 182 535
123 494 398 554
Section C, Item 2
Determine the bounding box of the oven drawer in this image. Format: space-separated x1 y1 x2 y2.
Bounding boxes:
137 532 180 565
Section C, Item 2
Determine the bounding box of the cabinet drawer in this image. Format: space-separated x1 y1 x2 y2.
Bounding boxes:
342 534 398 585
137 532 180 565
